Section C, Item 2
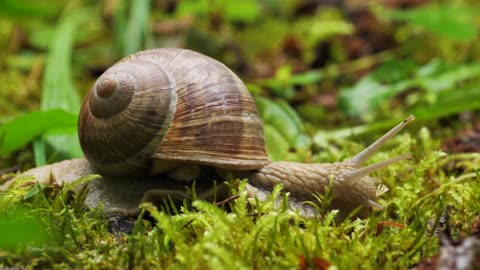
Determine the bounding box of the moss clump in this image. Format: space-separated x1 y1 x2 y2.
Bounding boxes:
0 128 479 269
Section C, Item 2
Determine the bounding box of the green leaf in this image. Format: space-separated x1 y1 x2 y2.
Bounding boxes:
176 0 209 17
263 125 289 161
340 75 413 116
0 110 78 157
224 0 259 23
255 96 312 160
417 63 480 93
258 68 323 100
315 80 480 143
373 59 418 83
0 0 59 18
34 9 90 165
340 60 480 117
412 82 480 119
388 5 478 42
313 118 401 145
306 19 354 43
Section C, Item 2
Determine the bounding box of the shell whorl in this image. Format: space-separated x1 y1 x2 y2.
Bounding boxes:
79 48 269 175
79 58 177 175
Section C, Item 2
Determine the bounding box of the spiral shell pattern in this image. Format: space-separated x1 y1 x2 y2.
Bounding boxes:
79 48 269 175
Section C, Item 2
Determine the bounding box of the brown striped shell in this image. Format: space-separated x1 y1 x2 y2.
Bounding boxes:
79 48 269 175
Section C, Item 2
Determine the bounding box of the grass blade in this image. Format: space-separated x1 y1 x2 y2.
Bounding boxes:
34 9 90 165
123 0 151 55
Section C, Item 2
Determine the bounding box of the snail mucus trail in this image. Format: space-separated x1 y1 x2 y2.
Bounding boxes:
18 49 415 221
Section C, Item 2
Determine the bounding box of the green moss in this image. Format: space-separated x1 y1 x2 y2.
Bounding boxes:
0 130 478 269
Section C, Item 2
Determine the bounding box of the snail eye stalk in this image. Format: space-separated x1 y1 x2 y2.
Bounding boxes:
349 115 415 167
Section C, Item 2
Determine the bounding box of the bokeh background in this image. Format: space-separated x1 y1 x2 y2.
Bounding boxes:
2 1 480 268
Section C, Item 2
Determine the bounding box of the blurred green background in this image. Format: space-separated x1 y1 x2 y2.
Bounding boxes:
1 1 480 268
0 0 479 171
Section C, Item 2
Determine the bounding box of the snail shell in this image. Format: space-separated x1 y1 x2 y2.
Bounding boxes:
79 48 269 175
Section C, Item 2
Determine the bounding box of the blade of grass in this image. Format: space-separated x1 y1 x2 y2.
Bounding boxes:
123 0 151 55
112 0 128 57
34 9 90 165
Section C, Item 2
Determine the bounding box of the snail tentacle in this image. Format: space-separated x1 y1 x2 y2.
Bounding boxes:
343 153 412 185
349 115 415 167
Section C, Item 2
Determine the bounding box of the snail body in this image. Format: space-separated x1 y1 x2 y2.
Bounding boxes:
19 48 414 220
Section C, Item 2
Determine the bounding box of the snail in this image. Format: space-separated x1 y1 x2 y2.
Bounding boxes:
15 48 414 221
